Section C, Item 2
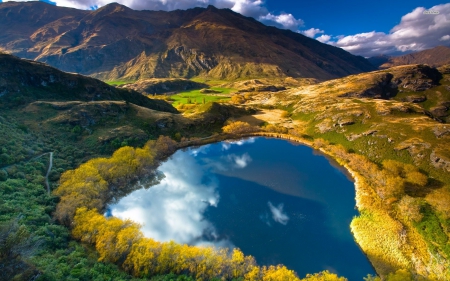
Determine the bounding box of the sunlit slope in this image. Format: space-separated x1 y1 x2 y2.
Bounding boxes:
241 64 450 277
0 1 375 81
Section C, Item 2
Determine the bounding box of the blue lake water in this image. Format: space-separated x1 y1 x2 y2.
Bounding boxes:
109 137 375 280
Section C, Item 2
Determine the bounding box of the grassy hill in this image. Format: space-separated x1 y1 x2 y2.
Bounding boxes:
0 53 177 113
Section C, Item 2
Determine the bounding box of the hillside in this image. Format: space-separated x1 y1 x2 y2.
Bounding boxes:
0 52 177 113
119 78 208 95
369 46 450 69
1 49 450 279
233 64 450 278
0 1 375 81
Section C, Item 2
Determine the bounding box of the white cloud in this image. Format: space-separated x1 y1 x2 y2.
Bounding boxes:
268 201 289 225
259 12 304 30
110 150 233 248
316 34 331 43
2 0 304 31
301 28 324 38
324 3 450 57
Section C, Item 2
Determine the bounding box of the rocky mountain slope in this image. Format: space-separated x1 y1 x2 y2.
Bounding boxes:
369 46 450 69
0 1 375 81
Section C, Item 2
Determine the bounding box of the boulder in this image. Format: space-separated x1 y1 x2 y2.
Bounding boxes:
403 95 427 103
430 150 450 172
430 106 449 117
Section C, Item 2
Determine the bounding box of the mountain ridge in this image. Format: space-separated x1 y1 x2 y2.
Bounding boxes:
0 1 375 81
368 46 450 69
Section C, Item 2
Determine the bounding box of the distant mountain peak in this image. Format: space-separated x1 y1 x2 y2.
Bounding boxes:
369 46 450 69
0 1 375 81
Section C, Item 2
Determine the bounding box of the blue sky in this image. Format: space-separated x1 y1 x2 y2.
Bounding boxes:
267 0 445 34
1 0 449 57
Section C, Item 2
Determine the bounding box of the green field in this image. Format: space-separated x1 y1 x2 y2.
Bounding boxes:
106 80 136 86
170 87 234 106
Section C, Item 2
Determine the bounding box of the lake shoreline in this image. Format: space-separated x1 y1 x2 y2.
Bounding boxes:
174 132 396 277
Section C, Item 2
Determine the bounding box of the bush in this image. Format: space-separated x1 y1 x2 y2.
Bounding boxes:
0 169 8 181
222 121 258 134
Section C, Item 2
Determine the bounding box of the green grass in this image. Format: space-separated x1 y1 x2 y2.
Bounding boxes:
106 80 136 86
170 87 234 106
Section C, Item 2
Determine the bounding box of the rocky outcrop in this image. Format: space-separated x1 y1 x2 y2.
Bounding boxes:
390 65 441 92
338 65 441 100
430 105 449 118
403 95 427 103
437 64 450 75
430 150 450 172
339 73 394 98
433 125 450 138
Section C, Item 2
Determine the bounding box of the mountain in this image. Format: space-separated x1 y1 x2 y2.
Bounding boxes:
0 52 177 113
369 46 450 69
0 1 375 81
367 54 391 68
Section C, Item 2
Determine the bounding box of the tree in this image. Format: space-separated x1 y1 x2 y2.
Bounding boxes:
426 187 450 219
385 269 413 281
0 218 42 280
262 265 300 281
397 195 423 222
222 121 257 135
301 270 347 281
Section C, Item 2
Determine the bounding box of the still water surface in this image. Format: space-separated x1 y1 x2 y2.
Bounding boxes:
109 137 375 280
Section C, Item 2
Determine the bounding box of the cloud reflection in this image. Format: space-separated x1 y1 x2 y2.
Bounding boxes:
110 151 232 247
268 201 290 225
222 137 255 150
226 153 252 168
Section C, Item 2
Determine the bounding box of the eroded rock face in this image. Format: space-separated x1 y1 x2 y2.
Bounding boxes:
430 150 450 172
339 73 394 98
338 65 442 100
390 65 441 92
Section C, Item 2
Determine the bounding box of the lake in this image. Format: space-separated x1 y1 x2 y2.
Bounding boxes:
109 137 375 280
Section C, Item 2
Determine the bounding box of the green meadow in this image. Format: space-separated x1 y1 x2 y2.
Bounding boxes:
170 87 234 106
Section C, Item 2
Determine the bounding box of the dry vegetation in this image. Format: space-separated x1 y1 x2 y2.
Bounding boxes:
220 65 450 280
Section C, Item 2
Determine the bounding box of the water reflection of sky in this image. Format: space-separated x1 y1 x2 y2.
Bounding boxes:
110 138 258 247
109 137 375 280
